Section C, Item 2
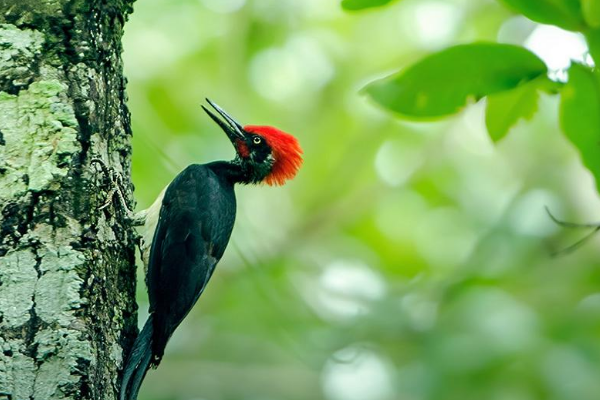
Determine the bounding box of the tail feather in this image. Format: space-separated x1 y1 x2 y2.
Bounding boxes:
120 316 155 400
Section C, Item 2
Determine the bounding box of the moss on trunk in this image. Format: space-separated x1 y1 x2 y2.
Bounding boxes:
0 1 137 399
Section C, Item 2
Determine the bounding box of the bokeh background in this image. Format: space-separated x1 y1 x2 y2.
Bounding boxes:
123 0 600 399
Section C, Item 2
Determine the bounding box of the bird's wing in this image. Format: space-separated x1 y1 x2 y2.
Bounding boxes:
147 208 217 355
145 166 229 357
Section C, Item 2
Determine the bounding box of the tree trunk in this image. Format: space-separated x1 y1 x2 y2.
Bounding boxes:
0 1 137 399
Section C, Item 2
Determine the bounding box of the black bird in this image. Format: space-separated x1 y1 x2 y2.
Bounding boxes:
119 99 303 400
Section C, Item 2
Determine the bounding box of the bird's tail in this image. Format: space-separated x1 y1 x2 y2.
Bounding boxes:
120 315 154 400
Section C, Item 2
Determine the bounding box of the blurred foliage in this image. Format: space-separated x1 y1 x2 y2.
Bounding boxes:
499 0 586 31
582 0 600 27
362 0 600 192
560 64 600 193
123 0 600 400
364 43 547 118
341 0 397 11
485 77 541 142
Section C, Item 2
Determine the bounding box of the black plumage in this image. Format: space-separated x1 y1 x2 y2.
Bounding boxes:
149 163 237 359
119 100 303 400
120 163 238 400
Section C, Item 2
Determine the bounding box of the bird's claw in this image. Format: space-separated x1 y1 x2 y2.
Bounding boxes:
91 157 146 228
91 157 132 214
98 197 114 211
91 157 109 174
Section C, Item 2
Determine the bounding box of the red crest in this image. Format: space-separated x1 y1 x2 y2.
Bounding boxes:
244 125 303 186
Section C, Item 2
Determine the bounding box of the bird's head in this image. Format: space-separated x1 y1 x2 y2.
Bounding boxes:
202 99 303 185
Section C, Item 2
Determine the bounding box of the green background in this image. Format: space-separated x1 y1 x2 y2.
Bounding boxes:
123 0 600 399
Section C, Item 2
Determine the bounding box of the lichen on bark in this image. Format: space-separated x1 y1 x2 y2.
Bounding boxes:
0 1 137 399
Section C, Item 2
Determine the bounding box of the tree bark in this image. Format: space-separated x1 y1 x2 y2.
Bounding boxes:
0 1 137 399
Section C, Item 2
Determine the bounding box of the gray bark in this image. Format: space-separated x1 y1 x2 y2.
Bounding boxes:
0 1 137 399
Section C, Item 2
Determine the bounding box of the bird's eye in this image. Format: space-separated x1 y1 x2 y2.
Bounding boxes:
253 136 262 145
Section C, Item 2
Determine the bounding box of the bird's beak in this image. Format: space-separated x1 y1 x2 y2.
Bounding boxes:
202 99 246 145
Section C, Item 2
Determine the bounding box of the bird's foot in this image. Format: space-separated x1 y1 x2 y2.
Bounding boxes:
91 158 146 227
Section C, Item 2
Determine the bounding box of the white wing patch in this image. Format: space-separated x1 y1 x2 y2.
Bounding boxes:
140 187 167 273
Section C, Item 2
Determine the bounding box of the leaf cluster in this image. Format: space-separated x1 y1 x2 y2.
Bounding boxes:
345 0 600 192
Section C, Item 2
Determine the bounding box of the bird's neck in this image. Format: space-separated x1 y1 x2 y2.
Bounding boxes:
207 159 258 185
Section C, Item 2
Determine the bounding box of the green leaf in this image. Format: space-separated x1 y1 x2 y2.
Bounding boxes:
538 77 565 94
341 0 396 11
485 79 541 142
498 0 585 31
586 29 600 65
365 43 548 119
559 64 600 193
582 0 600 27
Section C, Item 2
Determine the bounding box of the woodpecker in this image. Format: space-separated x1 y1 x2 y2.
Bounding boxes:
119 99 303 400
